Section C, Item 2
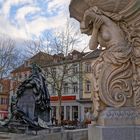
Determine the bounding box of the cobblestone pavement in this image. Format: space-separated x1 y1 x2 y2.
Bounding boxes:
0 128 88 140
0 132 29 140
0 132 11 140
0 131 43 140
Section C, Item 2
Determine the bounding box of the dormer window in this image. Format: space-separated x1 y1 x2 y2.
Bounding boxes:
73 54 78 60
71 50 81 60
19 74 22 79
25 61 30 67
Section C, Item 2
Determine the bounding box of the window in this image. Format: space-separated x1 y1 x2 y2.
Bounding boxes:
73 54 78 60
85 80 91 93
72 82 78 94
25 61 30 67
4 98 8 104
66 106 70 120
64 68 68 75
0 84 3 92
85 63 92 73
52 67 56 75
73 64 79 73
0 98 8 105
0 98 1 104
51 106 56 118
64 83 69 94
72 106 78 120
51 85 56 95
61 106 64 120
24 73 27 79
18 74 22 80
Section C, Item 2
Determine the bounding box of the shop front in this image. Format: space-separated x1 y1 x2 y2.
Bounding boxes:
50 95 81 123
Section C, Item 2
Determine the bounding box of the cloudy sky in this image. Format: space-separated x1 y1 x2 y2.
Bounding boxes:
0 0 90 52
0 0 72 40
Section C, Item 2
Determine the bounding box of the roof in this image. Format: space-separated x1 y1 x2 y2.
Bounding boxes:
30 51 53 61
11 64 31 74
71 50 81 54
11 49 101 74
83 49 102 60
11 51 52 74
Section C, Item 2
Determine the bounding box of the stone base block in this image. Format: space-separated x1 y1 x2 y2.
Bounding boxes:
97 107 140 126
88 124 140 140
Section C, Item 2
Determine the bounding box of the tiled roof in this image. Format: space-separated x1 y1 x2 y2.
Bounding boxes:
11 64 31 74
11 49 101 74
83 49 102 59
11 51 51 73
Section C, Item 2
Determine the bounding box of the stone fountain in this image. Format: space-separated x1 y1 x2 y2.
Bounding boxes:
69 0 140 139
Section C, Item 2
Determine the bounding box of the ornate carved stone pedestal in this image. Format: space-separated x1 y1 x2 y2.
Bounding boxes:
69 0 140 139
97 107 140 126
88 107 140 140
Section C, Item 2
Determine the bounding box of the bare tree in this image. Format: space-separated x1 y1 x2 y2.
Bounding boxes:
24 20 88 125
0 37 25 79
23 40 48 58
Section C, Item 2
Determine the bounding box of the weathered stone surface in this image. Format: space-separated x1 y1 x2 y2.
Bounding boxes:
97 107 140 126
88 124 140 140
9 129 88 140
69 0 140 126
69 0 133 22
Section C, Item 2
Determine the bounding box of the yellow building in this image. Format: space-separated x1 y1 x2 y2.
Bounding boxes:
77 50 101 121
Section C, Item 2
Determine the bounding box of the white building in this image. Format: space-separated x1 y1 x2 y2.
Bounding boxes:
46 50 101 122
10 50 101 123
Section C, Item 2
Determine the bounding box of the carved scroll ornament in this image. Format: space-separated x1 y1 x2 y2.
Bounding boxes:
69 0 140 122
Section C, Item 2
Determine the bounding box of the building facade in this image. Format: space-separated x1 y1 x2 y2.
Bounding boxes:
9 50 101 122
0 79 11 120
79 50 101 121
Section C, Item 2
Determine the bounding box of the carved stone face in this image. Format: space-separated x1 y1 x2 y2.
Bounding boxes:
80 9 100 35
80 19 94 35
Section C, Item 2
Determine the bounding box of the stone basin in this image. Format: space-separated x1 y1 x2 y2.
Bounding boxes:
69 0 134 22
